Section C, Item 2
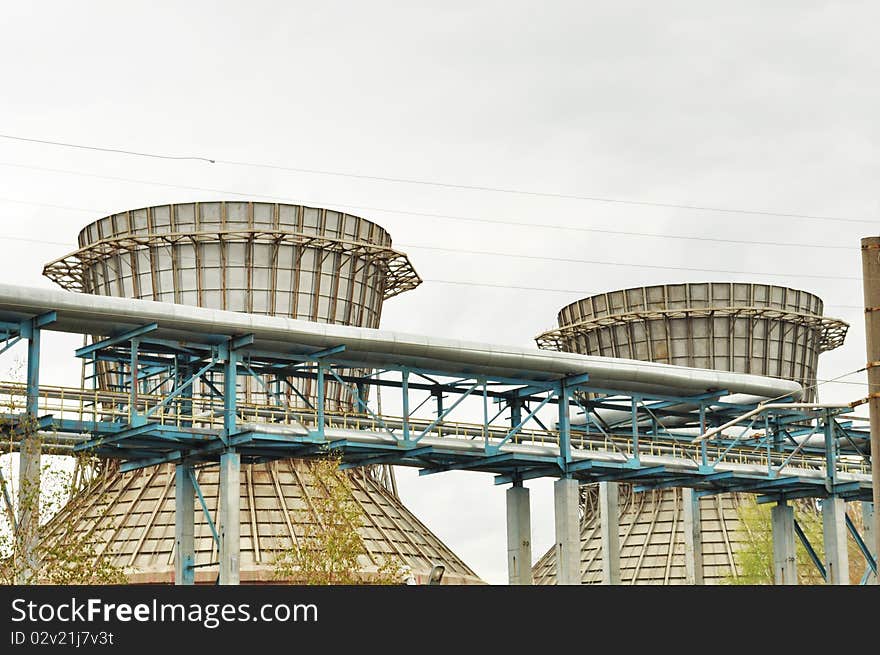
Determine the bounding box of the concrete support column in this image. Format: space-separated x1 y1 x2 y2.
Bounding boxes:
683 488 704 585
15 326 42 584
174 464 195 586
15 438 41 584
599 481 620 585
862 501 876 583
554 477 580 585
822 496 849 585
506 484 532 585
771 502 797 585
218 451 241 585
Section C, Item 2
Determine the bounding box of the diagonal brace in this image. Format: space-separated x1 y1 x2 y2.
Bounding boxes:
490 392 554 453
414 380 480 442
75 323 158 358
845 512 878 575
794 518 827 581
340 446 434 470
188 468 220 547
146 357 217 417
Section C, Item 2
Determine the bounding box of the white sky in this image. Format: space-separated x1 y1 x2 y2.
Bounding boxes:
0 1 877 584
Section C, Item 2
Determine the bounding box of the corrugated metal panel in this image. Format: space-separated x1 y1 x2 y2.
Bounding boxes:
41 201 480 585
41 460 478 584
533 282 846 585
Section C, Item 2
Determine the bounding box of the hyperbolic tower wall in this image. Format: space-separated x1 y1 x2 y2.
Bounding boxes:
39 201 481 584
532 282 847 584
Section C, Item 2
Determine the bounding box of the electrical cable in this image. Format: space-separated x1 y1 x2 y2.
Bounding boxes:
0 132 876 225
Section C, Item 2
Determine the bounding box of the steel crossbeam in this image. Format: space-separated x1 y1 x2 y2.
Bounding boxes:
0 307 872 506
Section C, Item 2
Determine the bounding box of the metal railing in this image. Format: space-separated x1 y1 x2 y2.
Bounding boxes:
0 380 869 479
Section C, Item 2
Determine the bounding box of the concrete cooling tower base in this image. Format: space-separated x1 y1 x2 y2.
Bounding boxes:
533 486 742 585
40 460 480 584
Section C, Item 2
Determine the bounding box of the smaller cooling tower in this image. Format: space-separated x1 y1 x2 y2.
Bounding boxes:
536 282 847 401
533 282 848 584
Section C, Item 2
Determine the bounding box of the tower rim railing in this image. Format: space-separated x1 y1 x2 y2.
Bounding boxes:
42 228 422 301
535 305 849 353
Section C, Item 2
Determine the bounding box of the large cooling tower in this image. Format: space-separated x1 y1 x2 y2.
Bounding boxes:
532 282 847 584
39 201 481 584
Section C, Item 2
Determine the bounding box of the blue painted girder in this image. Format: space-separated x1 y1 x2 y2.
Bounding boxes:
7 408 872 502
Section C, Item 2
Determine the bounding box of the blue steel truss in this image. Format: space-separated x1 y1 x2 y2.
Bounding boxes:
0 311 869 509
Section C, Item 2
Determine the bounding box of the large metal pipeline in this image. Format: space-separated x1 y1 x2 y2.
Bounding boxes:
0 284 802 402
569 393 780 430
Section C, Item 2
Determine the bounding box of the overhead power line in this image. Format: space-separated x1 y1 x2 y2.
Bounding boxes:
0 233 865 312
0 223 862 283
0 235 68 247
408 245 860 281
812 366 871 386
0 158 868 299
0 197 95 214
0 132 877 225
0 180 860 253
423 279 866 309
0 133 215 163
815 379 869 387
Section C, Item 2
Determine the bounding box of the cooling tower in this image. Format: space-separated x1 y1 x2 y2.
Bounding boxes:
39 201 481 584
532 282 848 584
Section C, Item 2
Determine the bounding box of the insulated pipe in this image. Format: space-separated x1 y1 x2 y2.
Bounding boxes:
569 394 783 433
692 401 866 444
0 284 803 402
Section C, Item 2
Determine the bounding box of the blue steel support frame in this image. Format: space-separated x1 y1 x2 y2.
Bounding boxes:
74 322 158 358
699 404 709 469
189 468 220 547
326 367 397 440
13 311 55 584
18 312 55 415
413 380 479 443
630 396 640 465
0 305 871 590
129 338 141 426
401 368 410 443
510 397 522 429
557 381 571 470
144 358 217 418
25 324 40 417
435 389 444 418
178 357 193 430
6 316 867 512
794 518 827 581
824 410 837 492
845 512 878 577
223 345 238 442
491 393 555 454
315 363 325 440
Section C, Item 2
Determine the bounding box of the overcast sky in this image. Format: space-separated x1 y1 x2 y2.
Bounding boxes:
0 1 877 584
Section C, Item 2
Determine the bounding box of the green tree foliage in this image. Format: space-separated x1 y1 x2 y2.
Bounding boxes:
273 456 405 585
728 497 871 585
1 404 128 584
